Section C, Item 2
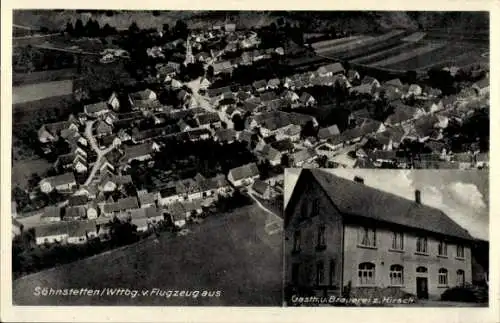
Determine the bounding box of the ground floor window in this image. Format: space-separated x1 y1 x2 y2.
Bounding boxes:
358 262 375 285
390 265 404 286
316 261 325 285
438 268 448 286
456 269 465 286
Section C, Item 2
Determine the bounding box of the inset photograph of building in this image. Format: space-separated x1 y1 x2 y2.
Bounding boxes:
283 169 488 307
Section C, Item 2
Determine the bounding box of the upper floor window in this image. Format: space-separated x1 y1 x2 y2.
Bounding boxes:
456 270 465 286
438 240 448 256
390 265 404 286
358 262 375 285
316 261 325 285
391 231 404 250
416 236 428 254
292 230 301 252
358 227 376 248
317 225 326 249
456 244 465 258
438 268 448 286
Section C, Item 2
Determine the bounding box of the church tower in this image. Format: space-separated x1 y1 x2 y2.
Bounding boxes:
184 37 194 66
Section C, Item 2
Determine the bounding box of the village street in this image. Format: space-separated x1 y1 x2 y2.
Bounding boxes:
82 120 117 186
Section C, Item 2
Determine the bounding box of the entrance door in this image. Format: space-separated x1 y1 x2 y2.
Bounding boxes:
416 277 429 299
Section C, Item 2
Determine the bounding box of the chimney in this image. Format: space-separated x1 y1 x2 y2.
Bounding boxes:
354 176 364 184
415 190 421 204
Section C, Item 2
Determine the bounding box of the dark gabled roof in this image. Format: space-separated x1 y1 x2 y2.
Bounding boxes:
103 196 139 213
68 195 89 207
293 169 474 241
215 128 237 142
253 79 267 89
207 86 232 98
229 162 259 181
122 143 153 161
270 138 295 152
318 124 340 140
66 220 97 237
41 172 76 187
384 78 404 89
252 179 269 195
196 112 220 125
260 91 278 102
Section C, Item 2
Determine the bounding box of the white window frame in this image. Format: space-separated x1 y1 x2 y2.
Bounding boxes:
358 262 376 286
438 268 448 286
391 231 404 251
438 240 448 257
456 244 465 259
456 269 465 286
416 236 428 254
358 227 376 248
389 265 404 286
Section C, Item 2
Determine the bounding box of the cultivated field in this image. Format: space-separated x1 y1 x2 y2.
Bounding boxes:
13 79 74 105
12 159 52 189
13 68 77 86
318 29 488 73
13 204 283 306
370 43 446 67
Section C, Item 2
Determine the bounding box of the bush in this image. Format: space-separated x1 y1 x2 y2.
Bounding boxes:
440 286 477 302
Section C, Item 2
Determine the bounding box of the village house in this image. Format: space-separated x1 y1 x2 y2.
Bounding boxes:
291 149 317 167
253 79 268 92
66 220 98 244
318 124 341 142
120 143 157 165
107 91 121 111
256 144 282 166
384 101 422 126
285 170 474 300
299 92 317 107
84 101 110 118
38 120 79 144
277 124 302 143
227 162 260 187
215 128 237 143
34 222 69 245
251 111 318 138
196 112 222 129
98 174 133 193
317 63 345 77
39 172 77 194
405 84 423 98
251 179 272 200
326 119 386 151
347 70 361 84
102 196 140 217
472 77 489 96
213 61 233 75
361 76 381 88
41 206 63 223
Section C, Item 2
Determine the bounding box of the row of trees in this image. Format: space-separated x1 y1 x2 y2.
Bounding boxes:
65 19 118 38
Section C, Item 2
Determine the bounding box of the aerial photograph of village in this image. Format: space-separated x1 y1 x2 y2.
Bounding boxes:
11 10 488 306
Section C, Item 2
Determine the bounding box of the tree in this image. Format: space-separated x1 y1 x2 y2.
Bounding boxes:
281 154 290 167
128 21 140 35
162 23 170 34
12 186 30 211
174 20 189 39
300 120 317 138
65 22 74 36
74 19 84 37
232 114 245 131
